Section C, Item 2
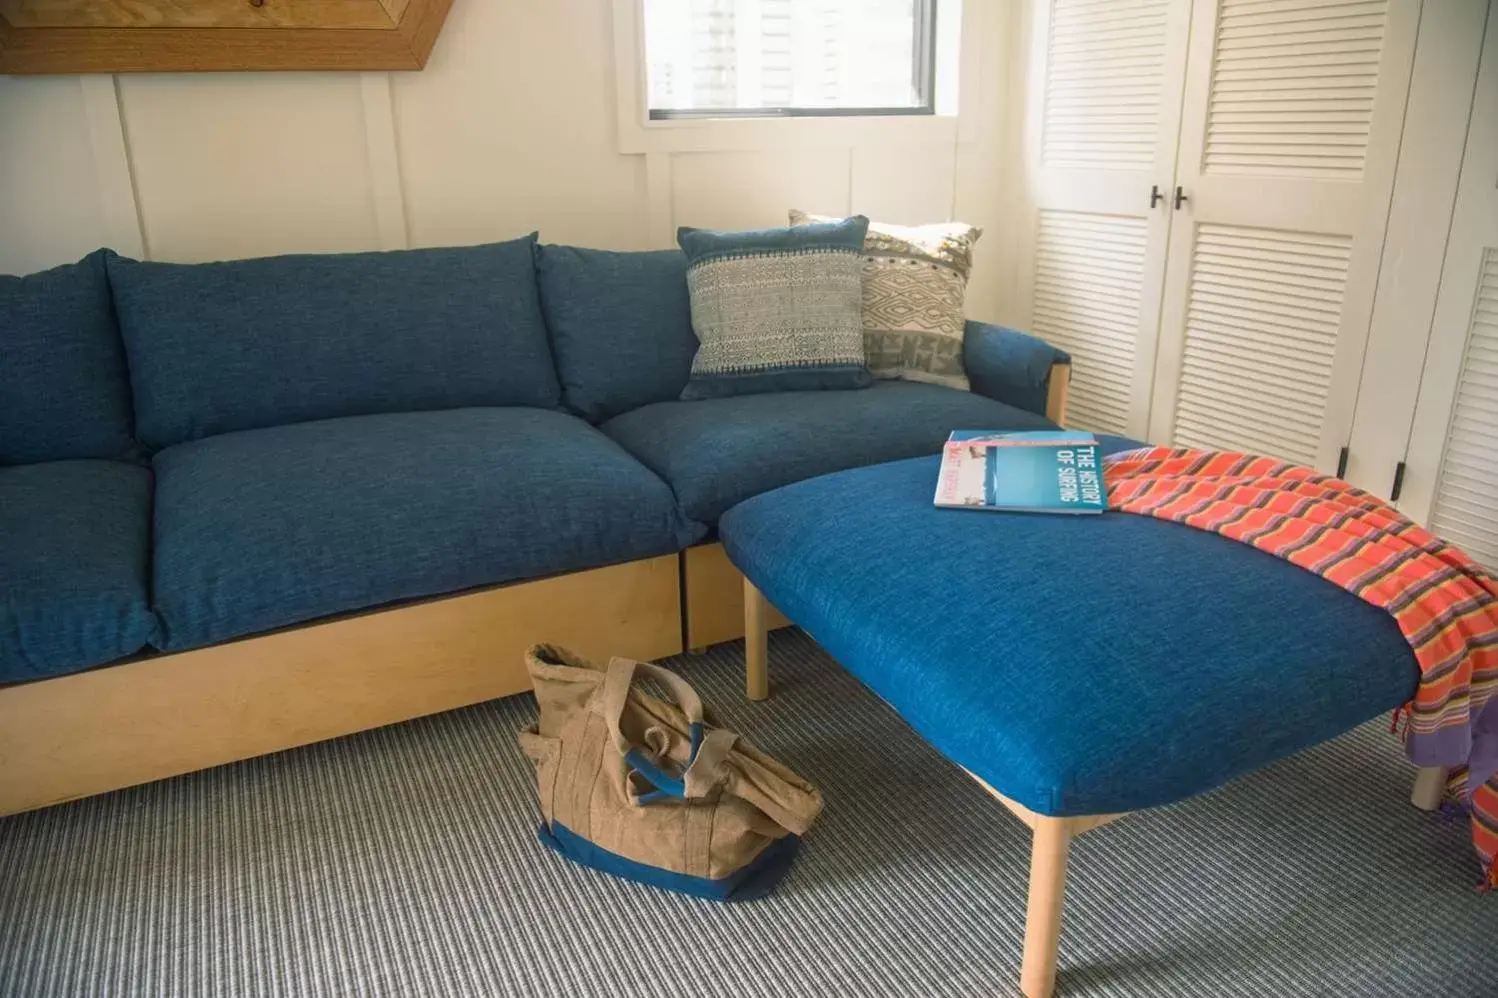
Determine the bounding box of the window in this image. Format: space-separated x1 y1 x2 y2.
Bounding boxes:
643 0 938 119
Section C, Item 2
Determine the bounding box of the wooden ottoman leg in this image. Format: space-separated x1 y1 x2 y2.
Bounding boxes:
744 579 769 701
1411 766 1449 811
1021 816 1075 998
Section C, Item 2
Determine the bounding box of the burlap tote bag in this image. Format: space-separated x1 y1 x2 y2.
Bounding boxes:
518 644 823 901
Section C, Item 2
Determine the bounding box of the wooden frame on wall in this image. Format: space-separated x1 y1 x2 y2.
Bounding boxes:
0 0 454 74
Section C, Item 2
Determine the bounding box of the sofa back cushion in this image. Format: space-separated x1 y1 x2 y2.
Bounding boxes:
535 244 698 423
108 236 561 449
0 250 138 465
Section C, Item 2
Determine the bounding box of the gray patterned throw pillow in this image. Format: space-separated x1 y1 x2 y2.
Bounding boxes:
790 210 982 391
677 216 872 400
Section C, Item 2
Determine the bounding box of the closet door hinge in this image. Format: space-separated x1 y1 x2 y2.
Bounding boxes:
1336 446 1349 479
1390 461 1406 503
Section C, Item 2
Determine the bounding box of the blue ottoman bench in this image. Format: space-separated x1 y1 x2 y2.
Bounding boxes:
717 444 1424 998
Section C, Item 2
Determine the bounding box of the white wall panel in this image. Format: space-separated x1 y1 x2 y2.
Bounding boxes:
394 0 650 251
850 143 958 227
118 73 380 262
954 0 1018 325
0 0 1013 348
671 149 852 232
0 78 110 275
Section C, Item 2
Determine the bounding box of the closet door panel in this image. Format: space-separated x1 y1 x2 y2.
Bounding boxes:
1039 1 1167 172
1020 0 1192 436
1424 254 1498 570
1402 6 1498 569
1171 223 1349 463
1031 210 1149 434
1203 0 1390 181
1341 2 1489 495
1148 0 1419 468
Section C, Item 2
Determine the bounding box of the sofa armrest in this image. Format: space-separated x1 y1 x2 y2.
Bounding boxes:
962 320 1073 425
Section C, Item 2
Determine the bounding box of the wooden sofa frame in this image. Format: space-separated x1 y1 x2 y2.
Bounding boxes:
0 556 682 815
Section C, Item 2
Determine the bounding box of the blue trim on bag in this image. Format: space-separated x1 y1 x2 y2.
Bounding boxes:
538 820 801 902
623 721 703 803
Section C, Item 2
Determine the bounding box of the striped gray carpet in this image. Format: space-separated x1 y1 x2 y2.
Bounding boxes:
1 629 1493 997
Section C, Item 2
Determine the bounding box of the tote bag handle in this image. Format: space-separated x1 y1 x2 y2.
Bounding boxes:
596 658 735 802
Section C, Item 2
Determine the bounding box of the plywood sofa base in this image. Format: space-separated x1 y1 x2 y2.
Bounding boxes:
684 542 791 649
0 554 682 816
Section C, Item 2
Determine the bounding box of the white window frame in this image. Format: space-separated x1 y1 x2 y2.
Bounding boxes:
612 0 971 154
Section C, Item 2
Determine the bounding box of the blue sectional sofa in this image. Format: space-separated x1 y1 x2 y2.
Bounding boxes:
0 235 1070 811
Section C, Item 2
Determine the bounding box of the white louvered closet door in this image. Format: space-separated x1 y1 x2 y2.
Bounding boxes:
1400 7 1498 569
1147 0 1419 469
1020 0 1193 437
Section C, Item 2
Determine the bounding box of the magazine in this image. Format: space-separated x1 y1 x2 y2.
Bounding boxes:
933 430 1106 514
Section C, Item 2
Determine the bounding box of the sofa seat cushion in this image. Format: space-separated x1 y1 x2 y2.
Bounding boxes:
1 461 156 682
151 408 703 652
601 381 1056 525
719 450 1419 817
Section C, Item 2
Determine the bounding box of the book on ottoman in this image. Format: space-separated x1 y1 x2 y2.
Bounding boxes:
934 430 1105 514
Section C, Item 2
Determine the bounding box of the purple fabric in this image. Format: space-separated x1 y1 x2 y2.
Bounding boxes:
1468 698 1498 793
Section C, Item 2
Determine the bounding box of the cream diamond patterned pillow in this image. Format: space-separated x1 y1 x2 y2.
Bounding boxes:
790 209 982 390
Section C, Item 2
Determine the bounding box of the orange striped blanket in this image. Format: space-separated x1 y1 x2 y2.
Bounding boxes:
1103 447 1498 891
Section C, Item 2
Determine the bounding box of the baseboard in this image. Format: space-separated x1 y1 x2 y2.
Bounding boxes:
0 554 682 816
683 542 791 648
